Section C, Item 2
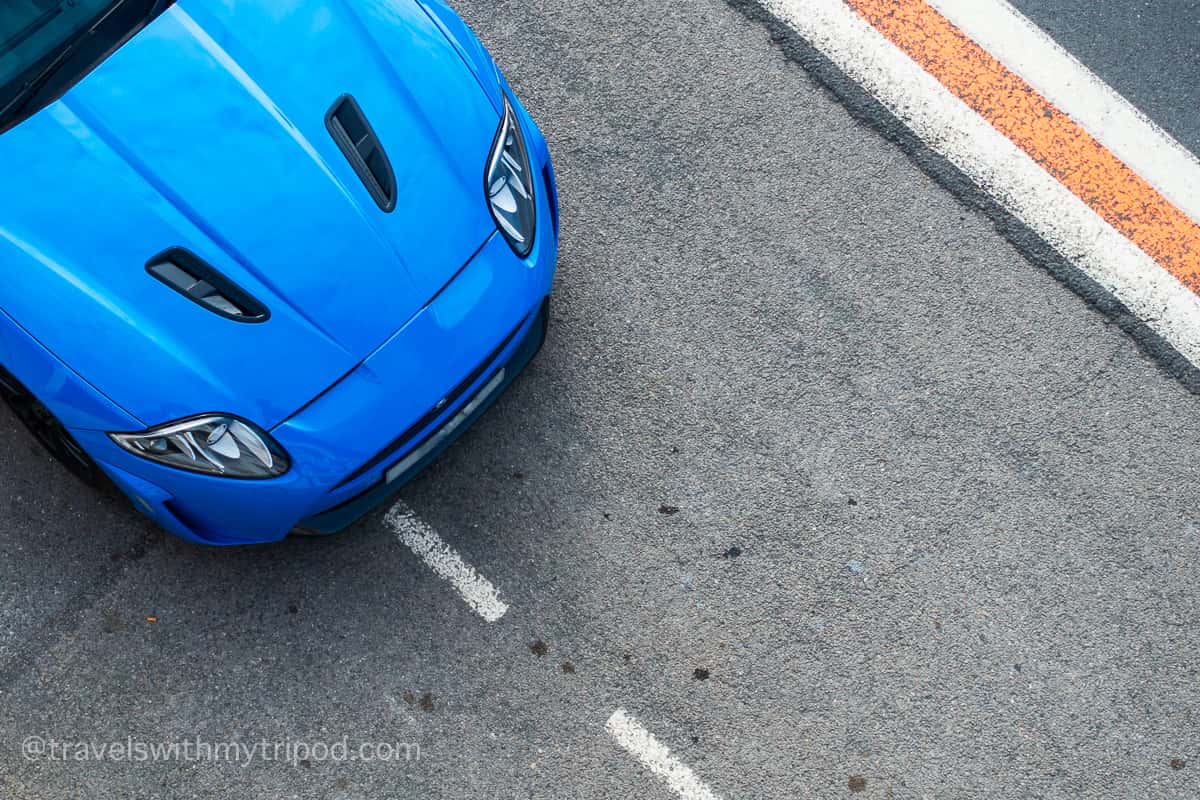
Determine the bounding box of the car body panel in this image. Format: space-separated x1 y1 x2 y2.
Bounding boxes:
0 0 501 429
0 305 140 432
415 0 505 112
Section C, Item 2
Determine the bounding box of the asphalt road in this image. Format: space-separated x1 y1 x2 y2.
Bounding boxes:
2 0 1199 798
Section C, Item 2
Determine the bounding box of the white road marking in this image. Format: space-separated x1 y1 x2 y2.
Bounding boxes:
759 0 1200 368
928 0 1200 226
385 502 508 622
605 709 723 800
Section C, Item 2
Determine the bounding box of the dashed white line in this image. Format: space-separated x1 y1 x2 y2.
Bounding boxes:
606 709 723 800
759 0 1200 368
385 502 508 622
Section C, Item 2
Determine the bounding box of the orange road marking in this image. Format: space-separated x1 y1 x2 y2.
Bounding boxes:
843 0 1200 293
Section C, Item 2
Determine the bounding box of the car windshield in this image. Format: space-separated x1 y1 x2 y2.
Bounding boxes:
1 2 117 83
0 0 167 131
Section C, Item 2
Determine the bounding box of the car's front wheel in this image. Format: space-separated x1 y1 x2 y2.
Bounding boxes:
0 367 104 487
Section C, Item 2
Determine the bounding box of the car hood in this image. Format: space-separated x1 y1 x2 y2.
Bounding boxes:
0 0 502 429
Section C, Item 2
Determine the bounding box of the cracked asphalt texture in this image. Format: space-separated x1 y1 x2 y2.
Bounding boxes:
1 0 1198 798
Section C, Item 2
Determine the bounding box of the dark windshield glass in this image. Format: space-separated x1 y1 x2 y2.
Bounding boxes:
0 1 117 86
0 0 169 133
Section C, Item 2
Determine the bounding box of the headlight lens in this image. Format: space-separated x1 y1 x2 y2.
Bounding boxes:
110 415 290 479
486 98 536 257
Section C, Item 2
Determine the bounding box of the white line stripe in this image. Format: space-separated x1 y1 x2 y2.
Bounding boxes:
385 502 508 622
928 0 1200 226
605 709 723 800
760 0 1200 367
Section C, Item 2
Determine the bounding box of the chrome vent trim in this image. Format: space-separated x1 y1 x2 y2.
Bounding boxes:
146 248 270 323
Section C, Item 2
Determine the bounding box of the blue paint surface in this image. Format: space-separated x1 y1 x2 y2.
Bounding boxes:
0 0 558 544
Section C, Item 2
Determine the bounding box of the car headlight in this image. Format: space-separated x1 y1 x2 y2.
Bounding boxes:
486 98 536 257
110 415 290 479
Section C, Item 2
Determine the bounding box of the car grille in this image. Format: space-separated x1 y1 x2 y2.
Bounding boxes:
330 314 528 491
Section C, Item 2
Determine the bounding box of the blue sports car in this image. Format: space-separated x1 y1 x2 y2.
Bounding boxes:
0 0 558 544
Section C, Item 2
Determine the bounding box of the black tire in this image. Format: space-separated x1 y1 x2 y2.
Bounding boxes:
0 367 105 487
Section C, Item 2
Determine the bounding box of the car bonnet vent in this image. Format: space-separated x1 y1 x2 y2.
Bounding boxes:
325 95 397 213
146 248 270 323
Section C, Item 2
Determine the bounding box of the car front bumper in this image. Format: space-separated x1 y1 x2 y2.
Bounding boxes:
297 296 548 535
87 265 552 546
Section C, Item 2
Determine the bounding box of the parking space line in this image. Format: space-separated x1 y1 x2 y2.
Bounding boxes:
758 0 1200 368
385 503 508 622
606 709 723 800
